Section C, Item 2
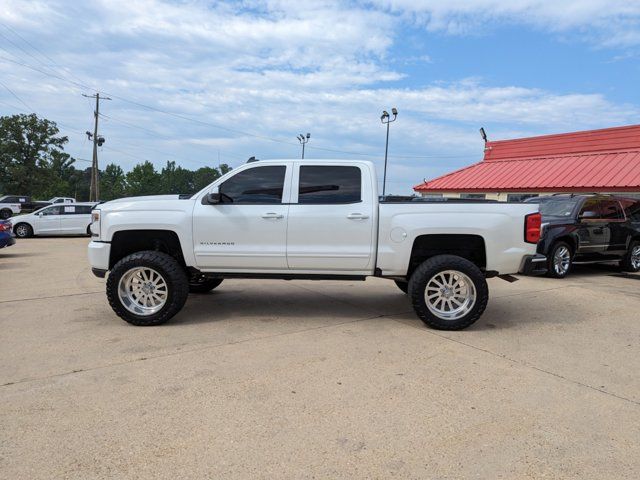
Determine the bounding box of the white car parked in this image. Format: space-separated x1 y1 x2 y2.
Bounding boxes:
47 197 76 204
12 202 97 238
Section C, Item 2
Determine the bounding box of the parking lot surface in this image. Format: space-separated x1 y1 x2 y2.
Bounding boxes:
1 237 640 479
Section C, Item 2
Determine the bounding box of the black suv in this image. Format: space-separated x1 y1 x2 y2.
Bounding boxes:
526 195 640 278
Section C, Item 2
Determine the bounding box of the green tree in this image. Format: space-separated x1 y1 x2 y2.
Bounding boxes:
101 163 127 200
0 113 75 196
125 161 161 196
193 164 230 192
160 160 194 194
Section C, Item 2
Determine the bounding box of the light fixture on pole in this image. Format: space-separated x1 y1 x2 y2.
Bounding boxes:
380 107 398 197
297 133 310 159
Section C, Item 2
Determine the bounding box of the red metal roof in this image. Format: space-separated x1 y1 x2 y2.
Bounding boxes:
414 124 640 193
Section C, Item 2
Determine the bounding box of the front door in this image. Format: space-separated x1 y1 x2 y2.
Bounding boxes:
286 164 375 271
193 164 291 270
35 205 62 234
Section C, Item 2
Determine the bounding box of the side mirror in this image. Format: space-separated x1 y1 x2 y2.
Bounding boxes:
203 186 222 205
37 212 43 217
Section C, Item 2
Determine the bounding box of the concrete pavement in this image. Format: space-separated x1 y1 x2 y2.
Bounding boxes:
1 237 639 479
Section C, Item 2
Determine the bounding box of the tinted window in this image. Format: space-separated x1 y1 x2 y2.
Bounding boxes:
62 205 92 214
599 200 624 220
460 193 486 200
219 166 285 204
578 199 601 219
622 200 640 222
298 166 361 204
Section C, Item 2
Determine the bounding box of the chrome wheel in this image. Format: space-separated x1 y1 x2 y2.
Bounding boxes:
15 225 29 237
117 267 168 316
425 270 477 321
553 246 571 275
631 246 640 270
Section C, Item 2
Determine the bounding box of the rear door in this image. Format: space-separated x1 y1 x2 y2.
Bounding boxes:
286 163 375 271
599 199 627 254
60 205 92 234
576 199 609 256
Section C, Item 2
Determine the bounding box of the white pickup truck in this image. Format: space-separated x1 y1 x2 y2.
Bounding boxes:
88 160 544 330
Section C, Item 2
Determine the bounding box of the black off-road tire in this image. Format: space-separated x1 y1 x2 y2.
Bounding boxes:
408 255 489 330
189 275 223 294
394 280 409 294
14 223 33 238
546 241 572 279
620 239 640 272
106 250 189 326
0 208 11 220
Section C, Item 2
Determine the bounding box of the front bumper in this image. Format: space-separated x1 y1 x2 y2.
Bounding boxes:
519 254 548 276
88 240 110 272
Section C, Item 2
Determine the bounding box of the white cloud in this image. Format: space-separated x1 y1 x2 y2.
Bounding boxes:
0 0 638 194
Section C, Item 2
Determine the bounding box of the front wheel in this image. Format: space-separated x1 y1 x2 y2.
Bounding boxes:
620 240 640 272
408 255 488 330
546 241 572 278
106 251 189 326
14 223 33 238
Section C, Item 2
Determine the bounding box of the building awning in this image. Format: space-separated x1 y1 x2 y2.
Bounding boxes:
414 124 640 193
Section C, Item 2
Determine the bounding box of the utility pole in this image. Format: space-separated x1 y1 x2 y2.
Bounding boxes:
380 107 398 197
297 133 310 159
82 93 111 201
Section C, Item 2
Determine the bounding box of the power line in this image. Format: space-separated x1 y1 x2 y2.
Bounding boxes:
0 80 34 112
0 54 471 162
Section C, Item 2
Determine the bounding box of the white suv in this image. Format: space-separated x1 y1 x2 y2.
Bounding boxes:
12 202 97 238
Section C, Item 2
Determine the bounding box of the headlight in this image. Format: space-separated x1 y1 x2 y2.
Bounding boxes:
90 210 100 237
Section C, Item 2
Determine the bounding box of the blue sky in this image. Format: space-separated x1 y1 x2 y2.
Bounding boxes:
1 0 639 194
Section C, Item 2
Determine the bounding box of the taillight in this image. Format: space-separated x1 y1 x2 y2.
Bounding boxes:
525 212 542 244
0 222 11 232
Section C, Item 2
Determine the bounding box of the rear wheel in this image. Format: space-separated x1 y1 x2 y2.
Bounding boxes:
408 255 488 330
0 208 11 220
546 241 572 278
14 223 33 238
189 274 223 293
106 251 189 326
620 240 640 272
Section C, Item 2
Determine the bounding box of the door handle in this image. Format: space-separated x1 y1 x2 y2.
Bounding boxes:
347 213 369 220
262 212 284 219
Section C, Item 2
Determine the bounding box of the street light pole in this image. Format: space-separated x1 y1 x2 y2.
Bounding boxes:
380 107 398 197
297 133 310 159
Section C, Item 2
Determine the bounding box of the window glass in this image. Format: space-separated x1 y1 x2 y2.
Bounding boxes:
219 166 285 204
460 193 486 200
42 206 63 216
578 199 601 219
298 166 361 204
75 206 93 214
599 200 624 220
622 200 640 222
507 193 538 202
540 198 579 217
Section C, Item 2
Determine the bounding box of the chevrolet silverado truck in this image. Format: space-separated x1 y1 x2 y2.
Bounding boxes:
88 160 543 330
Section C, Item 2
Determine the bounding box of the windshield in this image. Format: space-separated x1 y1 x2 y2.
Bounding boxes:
539 199 579 218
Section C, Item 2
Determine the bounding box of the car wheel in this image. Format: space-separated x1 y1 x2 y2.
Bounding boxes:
106 250 189 326
620 240 640 273
188 274 223 294
0 208 11 220
394 280 409 294
14 223 33 238
408 254 488 330
547 241 572 278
